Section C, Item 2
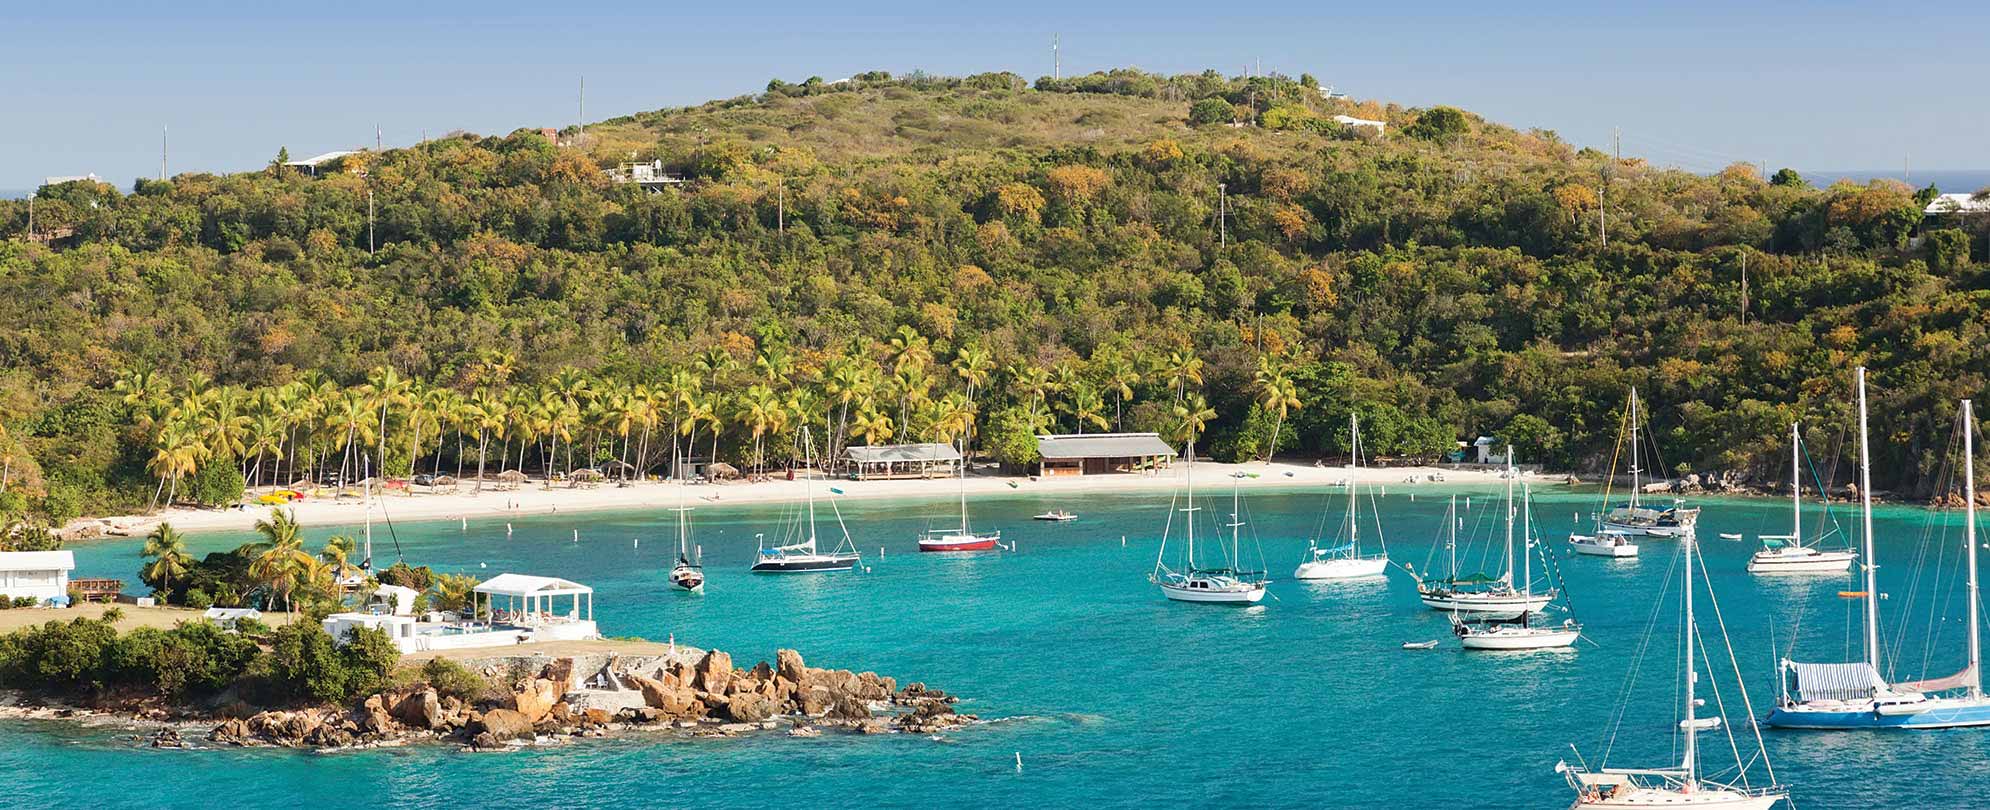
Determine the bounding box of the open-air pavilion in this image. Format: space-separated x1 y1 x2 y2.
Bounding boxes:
474 573 594 626
844 443 963 479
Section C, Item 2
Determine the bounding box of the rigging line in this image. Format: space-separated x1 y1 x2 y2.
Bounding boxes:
1601 542 1682 767
1694 539 1774 790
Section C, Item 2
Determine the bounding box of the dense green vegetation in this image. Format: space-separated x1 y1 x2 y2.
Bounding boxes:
2 67 1988 525
0 614 396 706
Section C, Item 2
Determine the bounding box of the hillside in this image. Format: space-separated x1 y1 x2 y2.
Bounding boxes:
0 67 1986 529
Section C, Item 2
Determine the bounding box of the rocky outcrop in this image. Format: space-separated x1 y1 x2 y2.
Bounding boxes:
692 650 733 695
393 688 444 730
724 693 774 723
472 708 534 743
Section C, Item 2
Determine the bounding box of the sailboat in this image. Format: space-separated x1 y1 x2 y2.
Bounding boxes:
1598 388 1698 537
668 455 705 592
1746 422 1856 575
1453 482 1581 650
1294 413 1390 580
1415 448 1554 617
1765 374 1990 729
1151 440 1267 604
750 427 862 574
1557 532 1789 808
918 442 1000 552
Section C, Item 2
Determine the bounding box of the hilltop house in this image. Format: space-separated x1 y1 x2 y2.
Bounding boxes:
1333 115 1386 135
0 550 76 606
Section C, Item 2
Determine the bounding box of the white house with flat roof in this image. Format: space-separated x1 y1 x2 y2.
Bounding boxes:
0 550 76 606
324 572 598 654
1333 115 1386 135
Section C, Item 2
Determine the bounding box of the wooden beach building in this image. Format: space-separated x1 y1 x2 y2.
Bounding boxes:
1035 433 1178 477
844 443 963 480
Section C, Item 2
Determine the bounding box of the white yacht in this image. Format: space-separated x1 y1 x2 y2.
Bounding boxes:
1294 414 1389 580
1746 421 1856 575
1153 441 1267 604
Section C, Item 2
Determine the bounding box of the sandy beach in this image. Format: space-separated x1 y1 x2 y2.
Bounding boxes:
76 461 1539 537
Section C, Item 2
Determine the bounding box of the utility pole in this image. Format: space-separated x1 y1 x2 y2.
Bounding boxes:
579 76 586 142
1218 182 1227 249
160 125 168 181
1612 126 1620 163
1739 250 1748 324
1052 35 1060 80
367 189 375 256
1598 181 1607 248
376 125 382 151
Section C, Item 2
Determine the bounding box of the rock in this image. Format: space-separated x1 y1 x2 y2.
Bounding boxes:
856 719 890 734
693 650 733 695
394 687 444 730
512 678 560 723
827 696 871 720
540 658 577 694
797 685 833 716
474 708 534 742
582 708 612 726
469 732 502 750
724 693 774 723
776 649 807 685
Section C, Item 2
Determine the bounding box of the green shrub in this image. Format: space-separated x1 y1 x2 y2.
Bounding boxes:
183 589 214 609
100 607 125 624
0 618 119 692
1188 98 1233 126
186 464 246 508
419 657 489 702
247 624 400 705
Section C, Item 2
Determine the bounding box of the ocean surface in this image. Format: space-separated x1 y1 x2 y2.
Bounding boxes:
1803 169 1990 193
6 481 1990 809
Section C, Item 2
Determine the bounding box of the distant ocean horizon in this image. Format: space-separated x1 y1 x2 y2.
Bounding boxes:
1802 168 1990 192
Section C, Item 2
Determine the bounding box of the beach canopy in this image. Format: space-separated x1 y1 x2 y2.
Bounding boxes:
497 470 529 482
431 475 458 485
706 462 739 479
475 573 591 598
844 443 962 464
289 478 318 488
1036 433 1178 460
570 468 604 481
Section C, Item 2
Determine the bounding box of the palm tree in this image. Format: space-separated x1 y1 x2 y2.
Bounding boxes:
1096 349 1141 429
737 384 788 474
242 411 285 490
325 388 377 486
366 366 413 478
1009 363 1054 405
1062 381 1110 434
950 344 994 454
1170 393 1217 456
248 509 315 612
466 390 506 494
888 325 932 376
1162 350 1204 405
929 393 977 445
1253 356 1302 462
114 367 172 436
320 534 359 583
851 402 896 446
148 423 205 509
139 523 193 597
200 386 250 474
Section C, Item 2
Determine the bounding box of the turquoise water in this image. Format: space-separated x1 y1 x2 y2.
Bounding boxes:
8 484 1990 809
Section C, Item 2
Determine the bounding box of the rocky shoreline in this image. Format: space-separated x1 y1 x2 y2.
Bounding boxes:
5 648 976 752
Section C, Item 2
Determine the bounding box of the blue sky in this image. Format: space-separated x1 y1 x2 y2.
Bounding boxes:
2 1 1985 190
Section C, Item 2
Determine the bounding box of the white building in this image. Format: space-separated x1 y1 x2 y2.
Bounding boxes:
1333 115 1387 135
0 550 76 606
40 174 103 188
1472 436 1507 465
282 150 359 176
1926 193 1990 216
323 572 598 654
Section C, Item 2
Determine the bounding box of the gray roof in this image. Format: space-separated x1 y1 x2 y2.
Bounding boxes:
1036 433 1178 460
844 443 962 464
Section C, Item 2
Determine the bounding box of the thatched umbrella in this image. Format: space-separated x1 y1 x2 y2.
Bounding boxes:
706 462 739 481
496 469 528 491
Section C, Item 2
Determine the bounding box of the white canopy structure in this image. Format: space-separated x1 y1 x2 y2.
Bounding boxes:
474 573 593 626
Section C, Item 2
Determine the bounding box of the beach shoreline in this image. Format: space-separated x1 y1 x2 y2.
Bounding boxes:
74 461 1535 538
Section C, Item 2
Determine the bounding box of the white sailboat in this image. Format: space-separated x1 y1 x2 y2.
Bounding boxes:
1152 440 1267 604
1598 388 1698 537
668 455 704 592
751 427 862 573
1294 413 1389 580
1765 376 1990 729
1558 532 1789 808
918 442 1000 552
1415 449 1554 617
1454 482 1581 650
1746 422 1856 575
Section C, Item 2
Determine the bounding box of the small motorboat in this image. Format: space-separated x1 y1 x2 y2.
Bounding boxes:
1401 640 1440 650
1033 510 1078 522
1718 532 1744 541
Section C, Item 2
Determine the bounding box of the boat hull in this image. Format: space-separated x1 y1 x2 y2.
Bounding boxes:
1293 556 1388 580
1601 521 1693 537
750 554 860 573
918 534 999 552
1158 581 1266 604
1764 698 1990 729
1746 549 1855 575
1572 788 1784 809
1570 538 1639 558
668 569 705 592
1459 626 1580 650
1419 590 1554 618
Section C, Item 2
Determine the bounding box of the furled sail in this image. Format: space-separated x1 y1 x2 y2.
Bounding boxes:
1894 664 1976 694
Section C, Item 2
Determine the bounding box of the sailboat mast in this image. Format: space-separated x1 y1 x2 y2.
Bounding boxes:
677 453 689 557
1628 389 1642 511
1185 439 1197 570
1857 367 1881 671
1966 399 1982 697
1790 422 1802 545
1683 530 1699 785
803 428 819 550
958 439 970 534
1348 414 1359 551
362 456 373 566
1521 479 1532 600
1503 446 1516 586
1448 495 1458 579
